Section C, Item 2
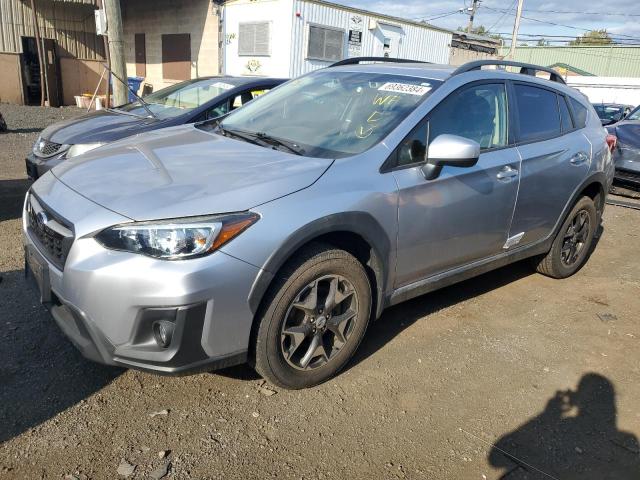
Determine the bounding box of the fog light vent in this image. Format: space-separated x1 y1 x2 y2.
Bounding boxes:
153 320 175 348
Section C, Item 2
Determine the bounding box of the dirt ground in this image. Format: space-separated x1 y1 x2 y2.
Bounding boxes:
1 104 639 480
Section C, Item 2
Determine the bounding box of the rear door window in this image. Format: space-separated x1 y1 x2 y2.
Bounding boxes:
514 84 561 143
569 97 588 128
558 95 574 132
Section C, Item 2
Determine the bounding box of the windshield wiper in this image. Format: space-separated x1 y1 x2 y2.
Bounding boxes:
254 132 305 156
102 63 158 119
217 125 264 147
105 107 147 119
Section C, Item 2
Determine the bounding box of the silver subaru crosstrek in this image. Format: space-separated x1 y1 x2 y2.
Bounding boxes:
24 59 614 389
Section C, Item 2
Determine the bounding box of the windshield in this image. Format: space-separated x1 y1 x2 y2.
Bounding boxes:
217 71 441 158
627 106 640 121
593 104 626 123
117 78 237 119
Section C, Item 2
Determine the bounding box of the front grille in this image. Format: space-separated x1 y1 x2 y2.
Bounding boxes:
34 138 63 158
26 194 74 270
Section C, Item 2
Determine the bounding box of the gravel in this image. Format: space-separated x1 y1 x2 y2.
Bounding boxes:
1 104 640 479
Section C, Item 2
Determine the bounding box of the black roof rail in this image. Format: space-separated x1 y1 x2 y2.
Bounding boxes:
452 60 566 84
329 57 430 67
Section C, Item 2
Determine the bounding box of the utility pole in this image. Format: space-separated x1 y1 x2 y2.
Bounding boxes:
466 0 480 34
103 0 127 106
506 0 524 59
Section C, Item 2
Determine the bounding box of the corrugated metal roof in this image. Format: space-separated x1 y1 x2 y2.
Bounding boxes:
0 0 103 59
498 46 640 78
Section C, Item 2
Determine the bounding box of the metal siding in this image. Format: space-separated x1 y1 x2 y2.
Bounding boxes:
290 0 451 77
498 46 640 78
0 0 103 59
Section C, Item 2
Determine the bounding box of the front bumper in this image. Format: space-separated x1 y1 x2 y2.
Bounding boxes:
25 151 65 180
23 182 265 374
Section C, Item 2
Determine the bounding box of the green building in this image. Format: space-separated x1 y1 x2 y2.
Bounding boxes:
498 46 640 78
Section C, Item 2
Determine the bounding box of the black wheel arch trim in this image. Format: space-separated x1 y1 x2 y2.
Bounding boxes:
247 212 391 320
554 171 608 237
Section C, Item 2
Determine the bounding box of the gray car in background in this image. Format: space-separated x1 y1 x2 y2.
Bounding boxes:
23 59 613 389
607 105 640 189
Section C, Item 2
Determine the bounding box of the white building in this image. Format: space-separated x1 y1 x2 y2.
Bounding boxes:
222 0 453 78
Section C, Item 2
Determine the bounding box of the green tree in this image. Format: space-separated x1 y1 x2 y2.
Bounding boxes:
537 38 550 46
570 29 613 46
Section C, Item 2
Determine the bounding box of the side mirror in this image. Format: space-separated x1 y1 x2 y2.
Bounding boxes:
421 134 481 180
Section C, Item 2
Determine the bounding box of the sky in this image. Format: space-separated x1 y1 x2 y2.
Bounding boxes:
338 0 640 45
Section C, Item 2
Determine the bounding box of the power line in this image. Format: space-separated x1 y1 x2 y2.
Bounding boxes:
425 11 462 21
513 9 640 17
410 10 459 20
482 5 640 40
487 0 517 32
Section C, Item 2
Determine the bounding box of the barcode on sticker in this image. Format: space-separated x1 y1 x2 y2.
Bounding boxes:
378 82 431 96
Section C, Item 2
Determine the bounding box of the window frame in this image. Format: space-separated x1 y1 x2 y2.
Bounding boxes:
238 21 271 57
557 93 578 134
566 95 589 130
306 23 345 62
381 80 514 174
509 80 572 146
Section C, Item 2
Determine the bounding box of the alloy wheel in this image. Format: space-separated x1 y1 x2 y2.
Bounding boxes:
561 210 590 266
280 275 359 371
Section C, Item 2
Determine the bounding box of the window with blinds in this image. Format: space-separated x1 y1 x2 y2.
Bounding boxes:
239 22 270 56
308 25 344 62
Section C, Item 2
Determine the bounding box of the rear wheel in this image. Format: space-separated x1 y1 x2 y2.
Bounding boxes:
253 244 371 389
533 196 597 279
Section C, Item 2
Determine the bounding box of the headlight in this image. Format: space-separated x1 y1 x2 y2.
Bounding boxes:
66 142 106 158
95 213 259 260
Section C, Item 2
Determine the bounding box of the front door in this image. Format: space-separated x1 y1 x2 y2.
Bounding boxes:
42 39 61 107
391 82 520 287
378 24 403 58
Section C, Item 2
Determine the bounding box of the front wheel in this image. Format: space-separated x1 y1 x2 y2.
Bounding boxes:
253 244 371 389
533 196 597 279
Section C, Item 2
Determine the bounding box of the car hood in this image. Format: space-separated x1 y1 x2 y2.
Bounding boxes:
41 109 172 145
51 125 333 221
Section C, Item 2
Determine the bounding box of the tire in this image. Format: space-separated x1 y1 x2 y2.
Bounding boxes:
253 243 371 389
533 196 597 279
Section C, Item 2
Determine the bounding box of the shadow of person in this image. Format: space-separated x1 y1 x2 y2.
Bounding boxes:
488 373 640 479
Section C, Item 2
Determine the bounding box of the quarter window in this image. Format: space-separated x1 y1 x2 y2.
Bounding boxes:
239 22 270 56
514 84 561 142
569 97 588 129
559 95 574 132
308 25 344 62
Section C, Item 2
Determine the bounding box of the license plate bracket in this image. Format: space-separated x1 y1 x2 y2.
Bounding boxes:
25 246 51 304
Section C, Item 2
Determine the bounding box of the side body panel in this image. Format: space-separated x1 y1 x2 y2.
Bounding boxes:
391 146 520 287
510 132 591 246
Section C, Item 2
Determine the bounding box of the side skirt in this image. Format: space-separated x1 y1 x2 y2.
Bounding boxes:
388 237 552 307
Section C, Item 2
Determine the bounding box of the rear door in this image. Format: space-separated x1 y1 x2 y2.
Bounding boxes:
508 83 591 247
391 81 521 287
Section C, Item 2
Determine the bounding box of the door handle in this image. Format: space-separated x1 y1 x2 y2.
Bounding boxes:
496 166 519 180
570 152 589 165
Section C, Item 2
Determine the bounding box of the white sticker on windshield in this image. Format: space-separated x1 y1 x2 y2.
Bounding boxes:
378 82 431 96
211 81 235 90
